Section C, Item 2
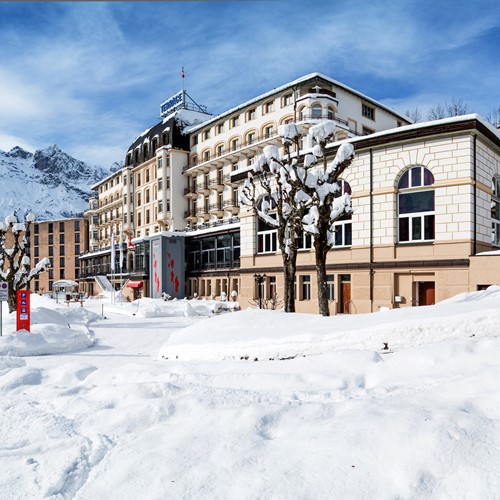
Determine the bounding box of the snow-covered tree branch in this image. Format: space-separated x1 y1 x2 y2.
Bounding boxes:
240 120 355 315
0 212 50 313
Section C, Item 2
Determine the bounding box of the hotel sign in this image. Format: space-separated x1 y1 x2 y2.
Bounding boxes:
160 91 184 117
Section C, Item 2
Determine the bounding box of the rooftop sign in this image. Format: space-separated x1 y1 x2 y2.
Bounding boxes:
160 91 185 118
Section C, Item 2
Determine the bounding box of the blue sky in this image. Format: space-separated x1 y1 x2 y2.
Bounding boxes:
1 0 500 168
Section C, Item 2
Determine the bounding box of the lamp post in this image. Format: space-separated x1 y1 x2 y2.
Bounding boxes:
253 273 267 309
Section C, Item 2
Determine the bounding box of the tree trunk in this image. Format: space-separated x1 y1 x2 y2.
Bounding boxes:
7 286 17 314
314 235 330 316
283 258 296 313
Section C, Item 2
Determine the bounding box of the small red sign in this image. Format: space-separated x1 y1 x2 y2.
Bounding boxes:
16 290 30 332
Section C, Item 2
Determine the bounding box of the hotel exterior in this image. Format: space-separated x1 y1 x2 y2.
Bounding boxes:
79 74 500 313
29 217 88 294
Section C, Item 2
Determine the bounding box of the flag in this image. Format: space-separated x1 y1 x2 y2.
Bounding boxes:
110 232 116 272
128 234 135 248
119 224 124 270
181 67 185 79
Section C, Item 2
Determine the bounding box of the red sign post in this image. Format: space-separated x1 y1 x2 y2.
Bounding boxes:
16 290 30 332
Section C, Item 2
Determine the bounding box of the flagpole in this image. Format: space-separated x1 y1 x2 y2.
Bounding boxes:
119 223 123 304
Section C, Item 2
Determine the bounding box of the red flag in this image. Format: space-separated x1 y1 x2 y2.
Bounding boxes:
181 67 185 79
128 234 135 248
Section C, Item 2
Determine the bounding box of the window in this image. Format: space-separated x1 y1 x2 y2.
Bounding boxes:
137 212 142 226
398 166 435 243
74 220 80 231
332 180 352 247
48 234 53 245
146 189 150 204
158 178 163 190
34 224 39 234
216 144 225 156
256 197 277 253
60 257 65 268
264 101 274 114
282 93 293 107
203 150 210 162
231 116 239 128
59 222 65 232
247 108 256 121
59 233 65 244
203 129 211 140
264 125 274 138
59 246 65 255
137 173 141 187
247 132 256 144
296 230 312 250
75 232 80 243
146 169 150 183
48 223 53 233
231 138 240 150
327 275 335 301
34 247 39 257
75 244 80 255
192 135 198 146
301 275 311 300
137 192 141 207
217 123 224 134
60 269 65 280
362 103 375 120
158 157 163 170
34 235 39 246
311 104 322 119
327 107 335 120
159 200 163 213
268 276 277 300
492 177 500 246
362 126 375 136
146 210 150 224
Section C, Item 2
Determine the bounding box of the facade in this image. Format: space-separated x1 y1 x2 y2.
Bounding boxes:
79 73 500 313
29 218 88 294
183 73 409 299
236 115 500 313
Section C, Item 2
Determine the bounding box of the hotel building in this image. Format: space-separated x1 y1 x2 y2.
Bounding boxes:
80 74 500 313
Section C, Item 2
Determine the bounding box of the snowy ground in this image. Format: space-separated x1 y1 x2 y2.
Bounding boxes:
1 290 500 499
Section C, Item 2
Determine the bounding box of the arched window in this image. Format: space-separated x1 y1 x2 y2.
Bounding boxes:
398 166 435 242
492 177 500 246
333 180 352 247
327 107 335 120
311 104 322 119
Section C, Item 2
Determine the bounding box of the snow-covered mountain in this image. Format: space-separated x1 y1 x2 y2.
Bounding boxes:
0 145 110 220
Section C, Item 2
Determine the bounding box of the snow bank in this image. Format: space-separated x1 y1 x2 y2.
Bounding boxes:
160 287 500 361
106 297 240 318
0 297 99 356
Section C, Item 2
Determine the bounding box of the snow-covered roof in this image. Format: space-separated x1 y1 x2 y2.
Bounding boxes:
347 113 500 147
187 72 410 133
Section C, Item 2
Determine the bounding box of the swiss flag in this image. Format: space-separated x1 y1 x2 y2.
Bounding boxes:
128 234 135 248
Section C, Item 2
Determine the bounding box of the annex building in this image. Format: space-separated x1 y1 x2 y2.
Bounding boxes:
78 73 500 313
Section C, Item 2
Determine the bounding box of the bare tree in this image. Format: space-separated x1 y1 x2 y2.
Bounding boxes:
241 122 355 316
405 107 422 123
428 98 469 121
427 103 447 121
0 212 50 313
486 107 500 128
446 98 469 117
240 125 304 313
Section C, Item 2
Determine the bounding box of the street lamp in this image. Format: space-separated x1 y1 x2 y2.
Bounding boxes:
253 273 267 309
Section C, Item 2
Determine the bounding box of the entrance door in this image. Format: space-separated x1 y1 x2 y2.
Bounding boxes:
418 282 435 306
340 274 351 313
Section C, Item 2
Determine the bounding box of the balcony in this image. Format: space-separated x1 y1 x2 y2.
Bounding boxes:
209 203 224 215
223 199 240 214
184 209 197 219
184 186 197 197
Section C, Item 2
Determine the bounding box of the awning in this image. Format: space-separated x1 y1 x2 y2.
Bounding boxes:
126 281 143 288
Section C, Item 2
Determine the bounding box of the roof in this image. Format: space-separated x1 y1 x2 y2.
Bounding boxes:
187 72 411 133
